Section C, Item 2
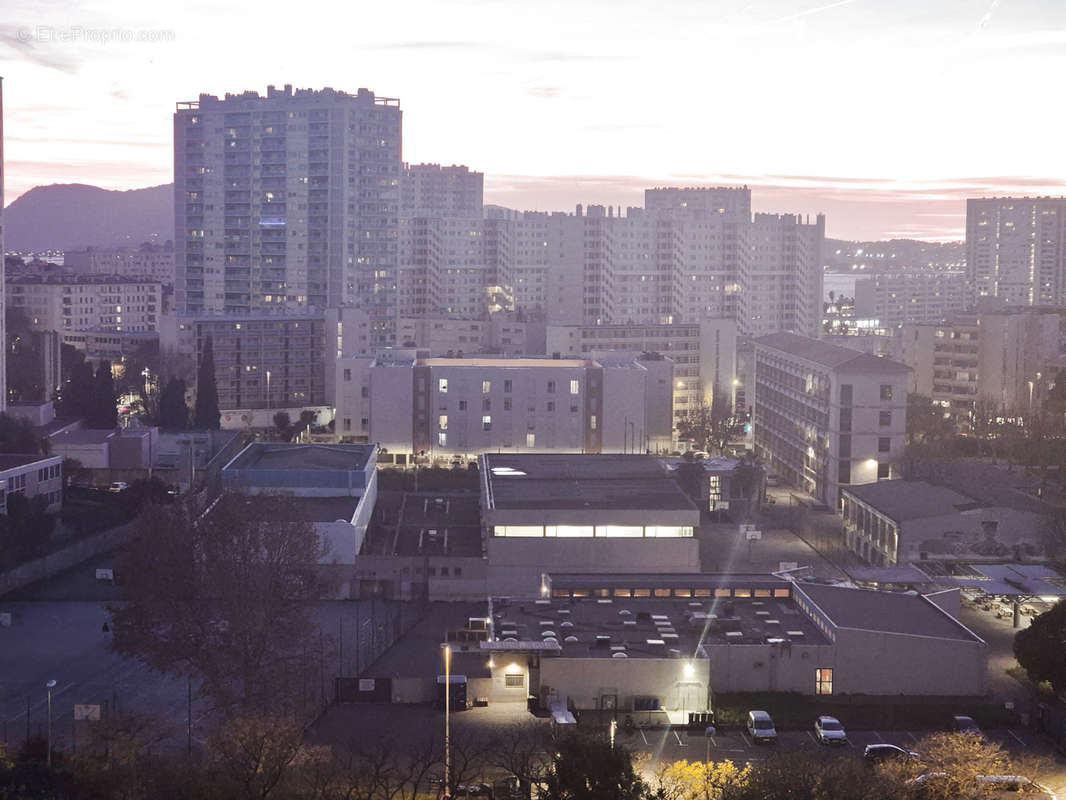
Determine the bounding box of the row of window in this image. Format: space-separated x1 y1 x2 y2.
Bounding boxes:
439 378 580 395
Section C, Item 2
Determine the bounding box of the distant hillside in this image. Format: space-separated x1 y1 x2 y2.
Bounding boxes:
3 183 173 251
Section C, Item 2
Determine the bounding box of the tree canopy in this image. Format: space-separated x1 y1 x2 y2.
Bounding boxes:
1014 600 1066 693
194 336 221 430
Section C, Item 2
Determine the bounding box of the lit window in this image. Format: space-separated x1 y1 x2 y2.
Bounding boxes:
526 433 535 448
504 674 524 688
590 415 597 430
439 415 448 431
482 415 492 431
816 668 833 695
879 384 893 401
570 379 579 395
438 432 447 447
482 380 491 393
438 378 448 393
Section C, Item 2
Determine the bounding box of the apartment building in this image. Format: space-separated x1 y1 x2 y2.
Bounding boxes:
546 318 736 426
174 85 402 325
753 332 909 507
334 352 673 455
901 310 1062 418
63 243 175 285
744 213 825 338
967 197 1066 306
853 271 970 327
160 312 326 411
7 275 162 333
1 79 7 411
0 453 63 515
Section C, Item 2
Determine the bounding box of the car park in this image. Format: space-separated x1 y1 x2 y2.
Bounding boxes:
746 710 777 744
863 743 919 763
814 715 847 745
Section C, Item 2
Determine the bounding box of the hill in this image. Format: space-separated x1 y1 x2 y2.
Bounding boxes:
3 183 173 251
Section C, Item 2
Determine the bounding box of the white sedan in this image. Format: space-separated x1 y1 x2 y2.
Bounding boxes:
814 715 847 745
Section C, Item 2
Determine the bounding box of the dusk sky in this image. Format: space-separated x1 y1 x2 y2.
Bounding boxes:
2 0 1064 241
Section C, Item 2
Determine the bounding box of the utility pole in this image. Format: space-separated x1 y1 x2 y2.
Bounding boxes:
443 644 451 799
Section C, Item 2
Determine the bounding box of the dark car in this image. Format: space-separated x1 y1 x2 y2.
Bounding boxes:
864 743 919 764
953 715 983 737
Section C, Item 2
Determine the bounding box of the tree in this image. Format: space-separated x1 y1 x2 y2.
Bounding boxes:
0 412 48 454
0 494 57 566
57 359 96 420
158 377 189 430
650 759 749 800
6 308 50 403
273 411 292 441
110 493 330 712
210 713 309 800
88 359 118 429
194 336 221 430
541 733 647 800
906 393 952 446
677 385 736 454
1014 600 1066 693
1045 369 1066 420
486 722 552 799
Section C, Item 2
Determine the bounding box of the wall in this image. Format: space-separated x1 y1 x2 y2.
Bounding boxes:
351 554 489 600
485 538 700 596
706 643 834 693
538 656 709 711
0 521 133 597
832 627 986 696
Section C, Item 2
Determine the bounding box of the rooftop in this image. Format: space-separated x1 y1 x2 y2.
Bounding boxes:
842 480 975 521
490 591 829 658
756 332 910 373
419 357 591 369
0 453 59 470
224 443 374 473
916 562 1066 598
794 582 982 642
482 454 698 512
284 497 360 524
48 429 117 445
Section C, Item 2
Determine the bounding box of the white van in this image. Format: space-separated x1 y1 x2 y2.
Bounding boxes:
746 710 777 743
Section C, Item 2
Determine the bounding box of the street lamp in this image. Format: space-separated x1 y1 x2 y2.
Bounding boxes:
45 679 56 767
266 370 272 409
442 644 451 798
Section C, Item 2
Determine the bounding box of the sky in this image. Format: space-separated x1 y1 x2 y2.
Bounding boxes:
1 0 1064 241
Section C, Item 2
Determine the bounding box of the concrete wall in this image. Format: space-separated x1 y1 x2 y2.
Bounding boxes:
706 643 834 694
485 538 700 597
0 521 134 597
832 627 986 696
351 554 489 600
538 656 709 711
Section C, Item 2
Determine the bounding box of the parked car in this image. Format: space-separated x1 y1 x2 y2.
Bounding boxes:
746 710 777 744
953 715 983 737
863 743 919 764
108 481 129 493
814 715 847 745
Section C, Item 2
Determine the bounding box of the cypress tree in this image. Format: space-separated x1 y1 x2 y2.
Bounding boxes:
90 360 118 429
194 336 221 430
159 377 189 430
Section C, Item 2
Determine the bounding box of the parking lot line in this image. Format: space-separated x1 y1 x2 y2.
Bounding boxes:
806 731 818 745
640 730 649 746
673 730 687 746
1007 730 1027 747
873 731 883 743
906 732 919 744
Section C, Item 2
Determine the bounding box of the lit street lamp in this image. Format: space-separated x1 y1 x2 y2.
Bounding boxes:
45 679 56 767
442 643 451 798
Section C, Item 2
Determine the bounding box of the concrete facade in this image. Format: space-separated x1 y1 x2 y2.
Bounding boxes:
0 453 63 515
7 275 162 333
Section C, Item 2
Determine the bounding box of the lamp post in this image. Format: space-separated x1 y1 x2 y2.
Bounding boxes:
45 679 56 768
442 644 451 798
266 370 271 410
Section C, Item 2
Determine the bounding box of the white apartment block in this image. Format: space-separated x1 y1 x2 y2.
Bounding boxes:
853 271 970 327
546 318 736 427
901 310 1062 418
63 244 175 285
744 213 824 338
334 353 673 456
174 85 402 323
7 275 162 333
0 78 6 412
967 197 1066 306
753 333 909 507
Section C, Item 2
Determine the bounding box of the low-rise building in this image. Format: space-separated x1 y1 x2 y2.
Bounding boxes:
335 352 673 456
63 244 175 285
220 443 378 591
7 274 162 333
0 453 63 514
753 332 909 507
480 454 701 594
840 480 1046 565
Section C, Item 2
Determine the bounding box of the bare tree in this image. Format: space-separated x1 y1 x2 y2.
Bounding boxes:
486 722 553 798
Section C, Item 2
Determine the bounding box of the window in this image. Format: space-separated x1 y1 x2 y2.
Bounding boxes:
361 386 369 398
482 415 492 431
439 415 448 430
504 379 512 393
880 384 893 401
815 668 833 695
879 410 892 427
438 378 448 393
438 432 447 446
343 418 351 432
878 462 891 479
483 398 491 411
839 407 851 432
546 401 555 412
547 380 556 393
505 674 525 688
482 380 491 393
590 414 597 430
838 435 851 458
504 397 512 411
570 404 579 413
526 433 535 448
343 368 351 381
570 379 579 395
839 384 852 406
878 437 890 453
458 400 467 411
